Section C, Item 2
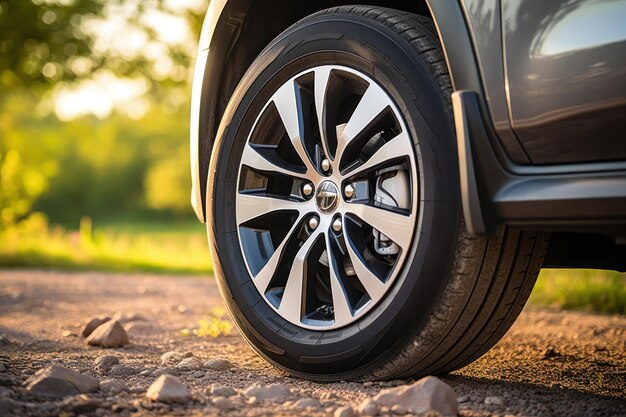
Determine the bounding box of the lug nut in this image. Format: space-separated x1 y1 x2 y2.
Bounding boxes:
344 184 355 199
332 218 342 232
302 183 314 197
308 217 319 230
321 158 331 172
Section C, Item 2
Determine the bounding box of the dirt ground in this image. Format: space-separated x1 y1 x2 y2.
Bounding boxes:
0 270 624 417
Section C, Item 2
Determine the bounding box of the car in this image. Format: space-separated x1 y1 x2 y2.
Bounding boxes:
189 0 626 381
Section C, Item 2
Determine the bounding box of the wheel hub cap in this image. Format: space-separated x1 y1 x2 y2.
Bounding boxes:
235 64 419 330
316 181 339 213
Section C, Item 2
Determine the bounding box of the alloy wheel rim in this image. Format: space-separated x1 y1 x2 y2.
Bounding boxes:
235 65 419 330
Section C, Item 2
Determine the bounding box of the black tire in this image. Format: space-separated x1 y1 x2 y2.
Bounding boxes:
206 5 548 380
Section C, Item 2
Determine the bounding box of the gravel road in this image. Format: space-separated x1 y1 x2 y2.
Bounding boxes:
0 270 624 416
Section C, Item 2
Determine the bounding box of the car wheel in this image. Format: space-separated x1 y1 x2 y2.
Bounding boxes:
206 6 548 380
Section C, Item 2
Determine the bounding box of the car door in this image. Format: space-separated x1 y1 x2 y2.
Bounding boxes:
502 0 626 164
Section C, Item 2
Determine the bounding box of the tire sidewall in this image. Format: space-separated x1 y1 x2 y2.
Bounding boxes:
206 14 461 379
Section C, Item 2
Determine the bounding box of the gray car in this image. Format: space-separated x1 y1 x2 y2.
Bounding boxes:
189 1 626 380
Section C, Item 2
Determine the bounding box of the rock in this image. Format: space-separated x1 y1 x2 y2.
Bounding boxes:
0 364 5 372
176 357 203 370
209 384 236 397
129 385 148 394
194 371 205 378
86 320 129 348
391 404 407 415
203 358 234 371
82 317 111 338
0 335 10 345
372 376 457 416
109 364 136 376
146 374 191 403
292 397 321 410
212 396 234 410
0 375 13 387
484 396 504 406
0 398 17 415
154 367 179 377
25 365 99 398
94 355 119 373
139 369 154 377
540 345 561 360
100 379 128 394
160 351 193 367
363 381 374 387
358 399 379 416
243 383 294 402
334 405 355 417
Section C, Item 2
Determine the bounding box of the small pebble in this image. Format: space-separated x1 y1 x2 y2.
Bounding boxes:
540 345 561 360
204 358 234 371
484 396 504 406
358 399 379 416
335 405 355 417
212 397 234 410
209 384 237 397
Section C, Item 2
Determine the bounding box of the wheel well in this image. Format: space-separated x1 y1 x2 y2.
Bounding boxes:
217 1 430 118
544 233 626 272
198 0 431 210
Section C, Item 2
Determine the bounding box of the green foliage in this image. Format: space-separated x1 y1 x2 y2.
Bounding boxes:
0 96 57 228
144 146 191 214
529 269 626 315
0 94 192 225
180 308 234 338
0 216 212 275
0 0 101 92
0 0 205 94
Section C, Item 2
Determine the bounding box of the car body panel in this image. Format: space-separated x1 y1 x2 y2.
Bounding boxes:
190 0 228 222
190 0 626 238
190 0 486 223
502 0 626 164
459 0 530 163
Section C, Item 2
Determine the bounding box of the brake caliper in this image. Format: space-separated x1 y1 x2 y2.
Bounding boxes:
373 166 410 256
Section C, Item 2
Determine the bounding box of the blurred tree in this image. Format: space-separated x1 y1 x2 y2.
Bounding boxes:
0 0 208 230
0 95 58 229
144 146 191 214
0 0 205 96
0 0 101 93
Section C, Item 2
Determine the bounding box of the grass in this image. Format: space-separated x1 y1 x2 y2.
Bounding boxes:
1 216 625 314
0 215 212 275
529 268 626 315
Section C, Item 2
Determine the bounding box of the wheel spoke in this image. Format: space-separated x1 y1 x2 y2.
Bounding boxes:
343 130 413 177
278 229 322 323
251 216 305 294
346 204 413 251
344 230 387 300
336 82 391 158
237 65 418 329
241 143 308 178
236 192 310 225
325 233 354 324
314 66 333 162
272 81 317 174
